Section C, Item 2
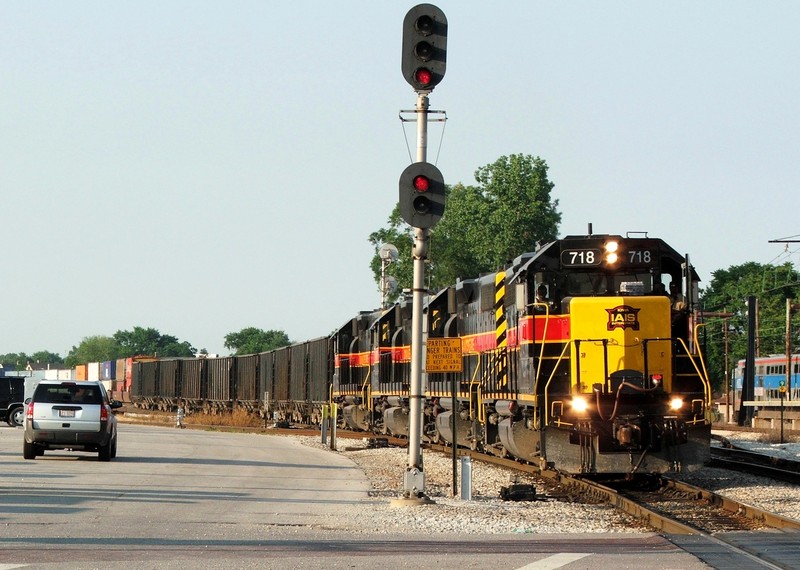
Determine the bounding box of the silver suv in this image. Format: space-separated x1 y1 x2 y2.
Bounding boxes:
24 380 123 461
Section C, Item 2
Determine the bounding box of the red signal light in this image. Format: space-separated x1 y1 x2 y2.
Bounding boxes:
414 68 432 86
413 175 430 191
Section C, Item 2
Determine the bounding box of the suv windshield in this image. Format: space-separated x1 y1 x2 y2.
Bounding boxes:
34 385 103 405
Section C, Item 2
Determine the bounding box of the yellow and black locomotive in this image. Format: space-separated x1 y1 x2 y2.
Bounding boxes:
334 231 711 475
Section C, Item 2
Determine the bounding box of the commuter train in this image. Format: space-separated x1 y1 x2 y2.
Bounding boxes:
130 231 712 476
732 354 800 430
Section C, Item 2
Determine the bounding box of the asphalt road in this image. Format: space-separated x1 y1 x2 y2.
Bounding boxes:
0 422 713 569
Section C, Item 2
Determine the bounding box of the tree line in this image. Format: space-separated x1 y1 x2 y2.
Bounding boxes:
1 326 291 370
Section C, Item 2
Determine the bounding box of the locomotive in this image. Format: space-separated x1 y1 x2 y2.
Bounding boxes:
132 230 712 476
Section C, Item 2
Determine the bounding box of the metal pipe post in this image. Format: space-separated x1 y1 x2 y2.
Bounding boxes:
404 91 431 497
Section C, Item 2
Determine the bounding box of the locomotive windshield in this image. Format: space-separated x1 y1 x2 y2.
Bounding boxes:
563 272 656 296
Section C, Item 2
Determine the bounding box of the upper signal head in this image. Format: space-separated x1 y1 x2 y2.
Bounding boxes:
402 4 447 92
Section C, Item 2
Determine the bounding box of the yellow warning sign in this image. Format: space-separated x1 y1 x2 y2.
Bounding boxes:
426 338 463 373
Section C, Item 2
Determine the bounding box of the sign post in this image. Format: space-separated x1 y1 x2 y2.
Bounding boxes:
426 337 462 496
779 380 786 444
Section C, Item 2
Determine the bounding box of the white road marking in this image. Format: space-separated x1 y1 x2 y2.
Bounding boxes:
517 553 592 570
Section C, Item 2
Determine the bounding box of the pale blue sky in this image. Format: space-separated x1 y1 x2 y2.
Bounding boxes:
3 1 799 357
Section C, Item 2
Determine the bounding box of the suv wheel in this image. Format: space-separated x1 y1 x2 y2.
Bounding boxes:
23 440 37 460
98 434 115 462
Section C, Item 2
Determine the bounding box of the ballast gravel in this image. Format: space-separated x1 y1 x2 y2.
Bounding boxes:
295 436 637 535
295 432 800 535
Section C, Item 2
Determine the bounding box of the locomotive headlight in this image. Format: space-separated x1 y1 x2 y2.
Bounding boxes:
571 396 589 414
604 241 619 266
669 397 684 411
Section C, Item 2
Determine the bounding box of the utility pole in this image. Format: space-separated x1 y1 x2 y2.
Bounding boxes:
787 299 800 400
739 296 757 426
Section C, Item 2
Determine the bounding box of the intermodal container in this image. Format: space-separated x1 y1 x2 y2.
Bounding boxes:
101 360 116 381
87 362 101 381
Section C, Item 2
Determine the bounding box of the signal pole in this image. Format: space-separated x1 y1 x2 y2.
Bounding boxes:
395 4 447 504
406 93 430 500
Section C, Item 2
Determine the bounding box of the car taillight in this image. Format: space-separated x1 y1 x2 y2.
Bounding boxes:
100 404 108 422
26 402 34 420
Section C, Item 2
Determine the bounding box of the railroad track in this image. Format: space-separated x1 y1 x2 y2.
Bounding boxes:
439 443 800 568
710 441 800 484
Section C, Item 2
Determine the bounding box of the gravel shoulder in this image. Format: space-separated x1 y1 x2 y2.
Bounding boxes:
294 436 643 535
293 432 800 535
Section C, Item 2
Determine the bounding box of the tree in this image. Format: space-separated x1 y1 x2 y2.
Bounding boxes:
224 327 291 355
64 336 121 367
29 351 65 366
1 351 65 370
113 327 196 358
699 262 800 393
369 154 561 297
1 353 29 370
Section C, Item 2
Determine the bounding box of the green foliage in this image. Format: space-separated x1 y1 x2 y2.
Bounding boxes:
370 154 561 299
699 262 800 393
0 351 64 370
64 336 121 367
224 327 291 355
113 326 196 358
469 154 561 268
63 327 196 366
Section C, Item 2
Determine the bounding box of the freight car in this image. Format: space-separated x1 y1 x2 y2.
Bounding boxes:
130 337 333 423
131 231 712 477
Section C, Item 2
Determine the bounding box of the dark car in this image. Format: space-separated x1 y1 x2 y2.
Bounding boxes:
0 376 25 427
23 380 123 461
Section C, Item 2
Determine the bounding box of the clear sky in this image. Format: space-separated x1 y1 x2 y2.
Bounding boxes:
3 1 799 358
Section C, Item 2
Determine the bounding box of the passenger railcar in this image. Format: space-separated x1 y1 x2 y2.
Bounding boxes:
733 354 800 430
130 231 712 476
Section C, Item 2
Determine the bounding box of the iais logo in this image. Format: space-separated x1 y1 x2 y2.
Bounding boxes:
606 305 641 331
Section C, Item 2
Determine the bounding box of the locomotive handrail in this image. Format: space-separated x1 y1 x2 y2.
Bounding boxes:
542 341 574 426
361 369 372 413
573 338 610 392
692 323 712 409
674 336 712 412
530 302 551 390
469 353 483 423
